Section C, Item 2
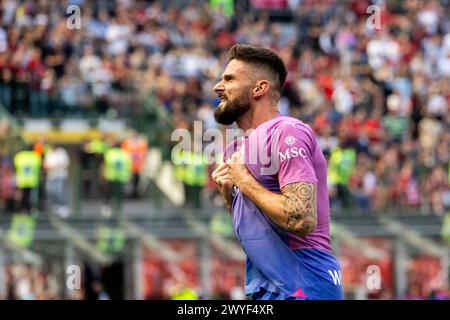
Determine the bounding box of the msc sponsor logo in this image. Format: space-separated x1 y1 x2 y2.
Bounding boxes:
278 146 307 162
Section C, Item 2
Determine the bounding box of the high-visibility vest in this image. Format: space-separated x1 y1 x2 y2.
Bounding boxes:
183 151 208 187
33 141 49 158
442 214 450 244
104 148 132 183
121 138 148 173
171 287 198 300
14 151 42 189
96 227 126 253
210 0 234 17
172 149 187 181
210 211 233 237
87 139 109 155
8 214 36 248
328 147 356 186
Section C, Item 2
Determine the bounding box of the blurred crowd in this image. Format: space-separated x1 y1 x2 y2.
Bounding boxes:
0 127 75 216
1 0 447 214
0 130 76 217
1 263 60 300
0 129 148 218
80 130 148 217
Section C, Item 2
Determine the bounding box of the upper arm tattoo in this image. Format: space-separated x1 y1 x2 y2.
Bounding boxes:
282 182 317 236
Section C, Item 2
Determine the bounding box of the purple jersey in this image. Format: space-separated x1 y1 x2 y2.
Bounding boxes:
225 115 343 300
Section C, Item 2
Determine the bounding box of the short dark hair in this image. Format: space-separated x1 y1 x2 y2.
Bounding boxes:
228 44 287 98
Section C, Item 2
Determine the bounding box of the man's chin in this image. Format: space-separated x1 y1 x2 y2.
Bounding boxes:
214 115 235 125
214 99 250 125
214 110 235 125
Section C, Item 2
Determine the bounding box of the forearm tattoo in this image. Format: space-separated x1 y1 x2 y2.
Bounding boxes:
282 182 317 236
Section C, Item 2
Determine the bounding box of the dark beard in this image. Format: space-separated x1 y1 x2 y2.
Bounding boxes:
214 93 251 125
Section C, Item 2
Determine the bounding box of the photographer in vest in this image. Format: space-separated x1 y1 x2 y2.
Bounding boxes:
101 141 132 218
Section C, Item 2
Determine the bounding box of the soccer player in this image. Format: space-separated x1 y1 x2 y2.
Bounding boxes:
212 44 343 300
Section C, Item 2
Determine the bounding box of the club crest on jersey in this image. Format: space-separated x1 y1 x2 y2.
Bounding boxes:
284 135 297 147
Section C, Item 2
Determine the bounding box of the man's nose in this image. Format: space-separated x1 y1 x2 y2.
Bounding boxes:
214 81 224 94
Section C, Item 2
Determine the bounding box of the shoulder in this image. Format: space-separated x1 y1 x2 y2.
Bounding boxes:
271 116 316 147
272 116 314 133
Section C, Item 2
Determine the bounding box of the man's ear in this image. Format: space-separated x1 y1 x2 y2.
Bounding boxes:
253 80 270 99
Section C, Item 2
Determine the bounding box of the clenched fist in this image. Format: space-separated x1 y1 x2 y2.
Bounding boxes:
225 151 253 190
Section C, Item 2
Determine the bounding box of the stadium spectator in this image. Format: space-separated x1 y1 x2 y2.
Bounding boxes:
43 144 71 217
121 130 148 199
4 263 60 300
424 165 450 215
13 147 42 214
101 141 132 218
0 155 15 213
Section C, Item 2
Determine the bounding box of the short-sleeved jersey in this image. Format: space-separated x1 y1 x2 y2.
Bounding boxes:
225 115 343 300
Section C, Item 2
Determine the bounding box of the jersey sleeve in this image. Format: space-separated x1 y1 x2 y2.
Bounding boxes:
275 123 318 190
